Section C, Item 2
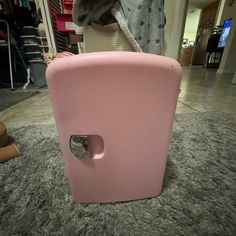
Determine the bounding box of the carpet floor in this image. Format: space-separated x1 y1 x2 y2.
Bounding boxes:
0 112 235 236
0 90 39 111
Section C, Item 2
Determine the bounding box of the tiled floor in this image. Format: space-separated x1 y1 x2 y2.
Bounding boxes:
0 67 236 128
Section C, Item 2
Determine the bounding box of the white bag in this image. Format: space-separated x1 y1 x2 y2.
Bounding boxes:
76 23 134 53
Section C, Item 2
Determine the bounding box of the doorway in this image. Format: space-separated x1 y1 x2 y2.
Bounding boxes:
180 0 220 66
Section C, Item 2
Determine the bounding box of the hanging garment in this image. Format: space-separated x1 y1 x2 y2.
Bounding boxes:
72 0 165 55
73 0 116 26
21 0 31 10
112 0 165 55
34 0 42 21
0 0 14 14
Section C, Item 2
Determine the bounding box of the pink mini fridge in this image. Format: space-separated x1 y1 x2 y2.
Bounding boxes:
46 52 182 203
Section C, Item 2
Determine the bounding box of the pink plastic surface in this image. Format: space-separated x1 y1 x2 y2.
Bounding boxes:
46 52 182 203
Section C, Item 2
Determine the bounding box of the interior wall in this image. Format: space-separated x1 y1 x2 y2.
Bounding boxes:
183 10 201 42
220 0 236 24
215 0 226 26
233 71 236 84
164 0 189 59
217 1 236 75
183 32 198 42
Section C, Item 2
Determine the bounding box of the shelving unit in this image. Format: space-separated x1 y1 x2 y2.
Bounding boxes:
20 26 48 88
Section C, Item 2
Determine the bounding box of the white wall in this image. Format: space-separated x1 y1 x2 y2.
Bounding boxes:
220 0 236 24
215 0 226 26
164 0 189 58
217 14 236 74
183 9 201 42
217 0 236 76
183 32 197 42
233 71 236 84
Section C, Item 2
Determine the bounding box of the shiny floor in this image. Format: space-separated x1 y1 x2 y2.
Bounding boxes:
0 67 236 128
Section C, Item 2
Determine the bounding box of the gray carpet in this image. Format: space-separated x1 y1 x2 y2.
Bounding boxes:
0 112 235 236
0 90 39 111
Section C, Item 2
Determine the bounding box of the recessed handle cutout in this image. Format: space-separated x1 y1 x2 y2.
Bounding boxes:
70 135 104 159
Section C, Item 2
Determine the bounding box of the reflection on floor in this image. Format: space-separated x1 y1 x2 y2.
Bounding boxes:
0 67 236 128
